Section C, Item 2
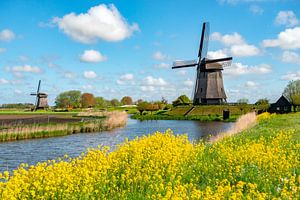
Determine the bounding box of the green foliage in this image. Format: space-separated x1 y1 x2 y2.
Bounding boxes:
0 103 34 109
55 90 81 108
237 98 249 104
137 102 148 115
172 95 192 106
120 96 133 105
283 80 300 106
110 99 121 107
81 93 96 108
95 97 108 108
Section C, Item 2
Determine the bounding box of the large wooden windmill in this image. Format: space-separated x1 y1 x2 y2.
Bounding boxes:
172 22 232 105
30 80 49 111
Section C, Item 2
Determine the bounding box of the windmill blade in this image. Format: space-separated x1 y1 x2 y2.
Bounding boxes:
30 93 37 95
198 22 210 59
204 57 232 64
37 80 41 93
172 60 198 69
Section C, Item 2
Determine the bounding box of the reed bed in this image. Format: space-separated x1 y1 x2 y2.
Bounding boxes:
0 111 128 142
210 112 257 142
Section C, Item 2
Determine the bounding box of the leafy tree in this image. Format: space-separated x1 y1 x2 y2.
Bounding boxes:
145 103 160 114
81 93 96 108
95 97 108 108
137 101 148 115
110 99 121 107
283 80 300 107
135 99 144 105
55 90 81 108
121 96 133 105
255 98 269 105
237 98 249 104
172 95 192 106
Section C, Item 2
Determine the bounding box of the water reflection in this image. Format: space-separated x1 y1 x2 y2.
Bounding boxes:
0 118 233 172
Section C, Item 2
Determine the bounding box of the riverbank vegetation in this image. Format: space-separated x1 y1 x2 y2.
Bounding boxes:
0 111 127 142
0 112 299 199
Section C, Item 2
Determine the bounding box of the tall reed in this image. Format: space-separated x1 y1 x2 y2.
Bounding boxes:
0 111 128 142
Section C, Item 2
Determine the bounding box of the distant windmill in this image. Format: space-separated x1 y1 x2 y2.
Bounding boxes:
172 22 232 105
30 80 49 111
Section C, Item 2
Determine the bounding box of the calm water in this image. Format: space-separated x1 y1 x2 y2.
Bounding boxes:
0 118 233 172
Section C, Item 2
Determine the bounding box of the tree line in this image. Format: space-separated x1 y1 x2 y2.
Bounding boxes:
55 90 134 109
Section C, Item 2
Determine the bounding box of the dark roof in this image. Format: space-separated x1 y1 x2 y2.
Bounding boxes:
271 95 292 106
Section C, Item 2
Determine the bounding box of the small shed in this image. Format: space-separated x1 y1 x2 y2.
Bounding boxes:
269 95 292 113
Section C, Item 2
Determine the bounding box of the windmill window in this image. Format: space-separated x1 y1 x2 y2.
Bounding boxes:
200 88 202 92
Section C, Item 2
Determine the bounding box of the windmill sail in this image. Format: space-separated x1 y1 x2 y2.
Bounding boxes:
198 22 210 59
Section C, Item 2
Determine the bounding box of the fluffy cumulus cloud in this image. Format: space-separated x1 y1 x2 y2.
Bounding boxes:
207 50 228 59
80 50 107 63
6 65 42 77
211 32 244 46
224 62 271 76
140 76 169 91
262 27 300 49
281 71 300 81
211 32 259 57
245 81 257 88
281 51 300 65
152 51 168 61
83 70 97 79
275 11 299 27
53 4 139 44
117 73 134 85
0 29 15 42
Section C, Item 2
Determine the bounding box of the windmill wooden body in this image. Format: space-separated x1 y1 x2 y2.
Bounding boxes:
172 22 232 105
30 80 48 111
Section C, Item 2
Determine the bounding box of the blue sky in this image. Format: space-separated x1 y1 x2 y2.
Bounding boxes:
0 0 299 105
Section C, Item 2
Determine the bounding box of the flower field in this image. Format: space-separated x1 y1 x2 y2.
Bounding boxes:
0 113 299 199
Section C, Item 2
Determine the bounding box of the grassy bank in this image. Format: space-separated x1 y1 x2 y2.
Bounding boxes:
0 113 299 199
0 112 127 142
131 113 238 122
131 105 265 122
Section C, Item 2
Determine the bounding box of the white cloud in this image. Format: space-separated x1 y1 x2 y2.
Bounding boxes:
281 51 300 65
152 51 168 61
249 5 264 15
245 81 257 88
224 62 272 76
142 76 168 87
230 44 260 57
211 32 259 57
0 29 15 42
275 11 299 27
0 48 6 53
53 4 139 44
83 71 97 79
207 50 228 59
6 65 42 75
0 78 9 84
211 32 244 46
80 50 107 63
154 62 170 69
262 27 300 49
117 73 134 85
281 71 300 81
82 84 94 90
64 72 76 79
184 79 194 87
